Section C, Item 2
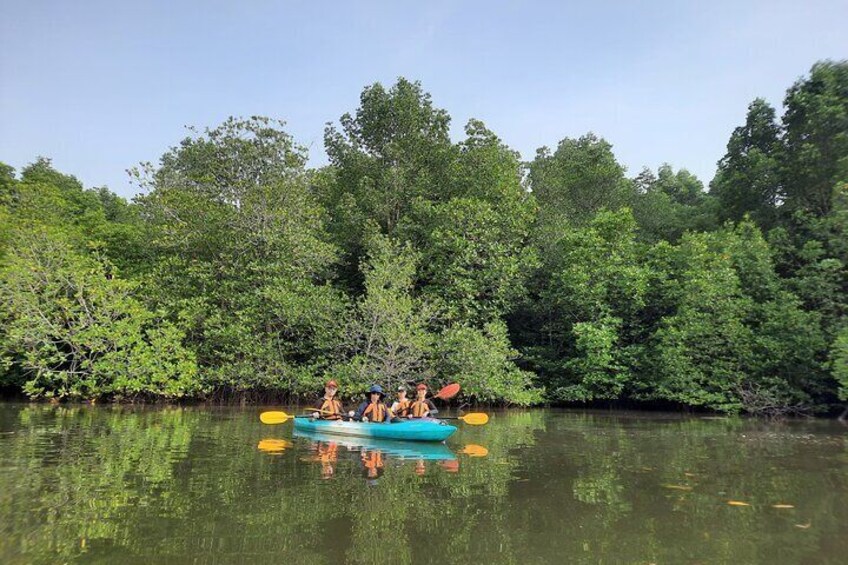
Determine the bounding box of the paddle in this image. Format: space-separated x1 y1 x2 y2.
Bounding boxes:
259 410 296 425
434 383 461 401
260 408 350 424
437 413 489 425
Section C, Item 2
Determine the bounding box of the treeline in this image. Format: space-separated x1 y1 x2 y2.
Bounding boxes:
1 61 846 414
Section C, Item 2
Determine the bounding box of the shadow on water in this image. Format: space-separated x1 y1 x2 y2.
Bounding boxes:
1 404 846 564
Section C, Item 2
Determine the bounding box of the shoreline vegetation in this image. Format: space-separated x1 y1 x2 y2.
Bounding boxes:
2 61 847 417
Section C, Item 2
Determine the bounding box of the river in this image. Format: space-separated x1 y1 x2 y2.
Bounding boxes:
1 404 846 564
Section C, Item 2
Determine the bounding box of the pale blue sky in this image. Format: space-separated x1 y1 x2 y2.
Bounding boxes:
1 0 846 197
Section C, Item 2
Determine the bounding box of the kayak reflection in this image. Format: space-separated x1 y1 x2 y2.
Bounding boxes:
294 429 457 461
295 429 458 485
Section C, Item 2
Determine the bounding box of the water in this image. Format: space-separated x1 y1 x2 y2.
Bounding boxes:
1 404 846 564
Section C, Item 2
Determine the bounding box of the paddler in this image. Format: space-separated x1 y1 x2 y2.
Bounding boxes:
311 379 344 420
408 383 438 418
352 384 393 423
390 385 411 418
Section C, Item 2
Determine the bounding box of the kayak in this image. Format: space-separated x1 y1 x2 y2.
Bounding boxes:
293 429 456 460
293 417 457 442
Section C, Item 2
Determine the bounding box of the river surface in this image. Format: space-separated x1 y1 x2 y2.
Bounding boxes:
1 404 846 564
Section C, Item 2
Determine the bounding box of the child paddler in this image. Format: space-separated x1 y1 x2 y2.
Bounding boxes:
408 383 439 418
390 385 411 418
352 385 393 423
311 379 344 420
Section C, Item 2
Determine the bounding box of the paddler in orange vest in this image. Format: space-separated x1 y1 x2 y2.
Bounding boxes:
390 385 411 418
311 379 344 420
353 384 393 422
408 383 439 418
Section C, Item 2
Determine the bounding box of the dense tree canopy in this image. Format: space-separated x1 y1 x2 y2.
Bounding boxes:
2 60 847 414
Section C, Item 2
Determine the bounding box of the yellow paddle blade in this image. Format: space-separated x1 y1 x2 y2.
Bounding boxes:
260 411 292 425
257 439 293 453
459 413 489 425
461 444 489 457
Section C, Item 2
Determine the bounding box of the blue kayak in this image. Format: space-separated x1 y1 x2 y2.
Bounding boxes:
293 417 456 442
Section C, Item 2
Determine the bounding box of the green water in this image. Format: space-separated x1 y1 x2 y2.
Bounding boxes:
1 404 846 564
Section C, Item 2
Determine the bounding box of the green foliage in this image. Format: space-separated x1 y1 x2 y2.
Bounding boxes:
340 232 432 392
831 326 848 401
645 231 753 411
710 99 783 226
0 224 197 399
321 78 455 243
401 196 537 325
529 133 635 231
435 322 541 405
781 61 848 216
519 209 649 402
2 63 847 412
0 161 15 206
135 117 346 395
632 165 718 242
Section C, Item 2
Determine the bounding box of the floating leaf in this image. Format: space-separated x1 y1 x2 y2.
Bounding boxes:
772 504 795 509
663 484 693 491
727 500 750 506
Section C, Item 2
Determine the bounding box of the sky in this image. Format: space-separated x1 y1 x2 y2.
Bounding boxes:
1 0 847 198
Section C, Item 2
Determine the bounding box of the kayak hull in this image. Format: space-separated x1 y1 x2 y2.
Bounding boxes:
293 417 457 442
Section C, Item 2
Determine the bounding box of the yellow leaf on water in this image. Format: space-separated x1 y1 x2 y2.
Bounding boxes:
727 500 750 506
795 522 811 529
663 484 693 491
772 504 795 509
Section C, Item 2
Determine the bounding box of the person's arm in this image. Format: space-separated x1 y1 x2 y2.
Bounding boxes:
353 401 367 421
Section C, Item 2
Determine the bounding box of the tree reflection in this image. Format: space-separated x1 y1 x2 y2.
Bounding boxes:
1 406 846 564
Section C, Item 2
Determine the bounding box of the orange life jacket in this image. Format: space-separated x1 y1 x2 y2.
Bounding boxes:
394 398 410 417
320 397 343 420
363 402 388 422
410 399 430 418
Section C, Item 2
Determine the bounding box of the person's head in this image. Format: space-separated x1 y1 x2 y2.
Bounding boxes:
367 384 385 403
416 383 427 400
397 385 407 399
325 379 338 397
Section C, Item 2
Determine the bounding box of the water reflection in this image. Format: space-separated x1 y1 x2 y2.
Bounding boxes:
257 438 292 454
291 429 461 485
0 405 846 564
